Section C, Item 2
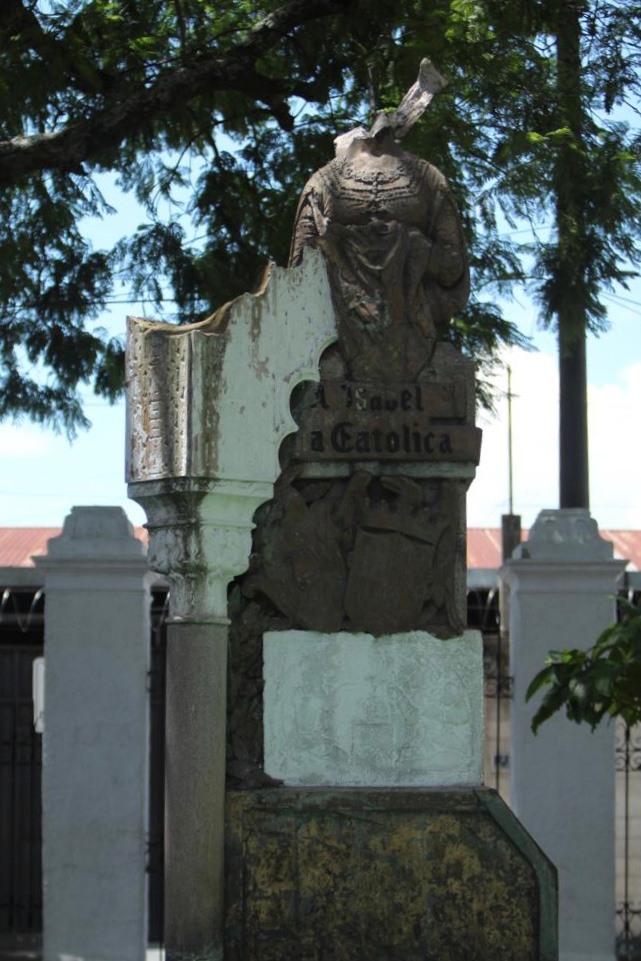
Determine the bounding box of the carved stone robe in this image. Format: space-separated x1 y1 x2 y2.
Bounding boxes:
289 141 469 379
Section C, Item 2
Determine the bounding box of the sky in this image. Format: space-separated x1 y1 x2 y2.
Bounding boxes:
469 316 641 530
1 180 640 533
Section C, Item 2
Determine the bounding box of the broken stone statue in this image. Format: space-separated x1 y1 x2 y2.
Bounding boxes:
127 58 557 961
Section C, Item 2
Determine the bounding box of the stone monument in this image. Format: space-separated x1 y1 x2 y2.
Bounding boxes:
127 60 557 961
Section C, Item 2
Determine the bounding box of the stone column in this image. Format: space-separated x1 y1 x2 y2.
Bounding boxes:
502 509 625 961
34 507 152 961
126 249 338 961
129 480 272 961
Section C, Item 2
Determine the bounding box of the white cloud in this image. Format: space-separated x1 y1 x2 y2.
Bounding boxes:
469 349 558 528
0 422 55 458
468 349 639 530
588 361 641 529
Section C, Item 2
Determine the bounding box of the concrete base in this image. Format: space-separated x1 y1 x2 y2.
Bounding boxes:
225 787 558 961
263 629 483 786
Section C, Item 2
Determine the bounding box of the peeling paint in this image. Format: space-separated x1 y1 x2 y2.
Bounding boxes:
126 248 338 488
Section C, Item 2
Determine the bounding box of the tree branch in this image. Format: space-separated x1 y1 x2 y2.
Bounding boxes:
0 0 354 186
1 0 50 46
1 0 110 96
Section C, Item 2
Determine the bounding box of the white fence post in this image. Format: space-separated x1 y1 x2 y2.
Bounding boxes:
35 506 152 961
502 508 625 961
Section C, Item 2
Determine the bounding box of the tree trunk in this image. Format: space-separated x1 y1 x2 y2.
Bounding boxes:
559 328 589 508
555 0 590 509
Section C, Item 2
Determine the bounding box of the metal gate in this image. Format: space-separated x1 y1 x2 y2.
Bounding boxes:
475 581 641 961
0 588 44 937
147 589 168 946
616 720 641 959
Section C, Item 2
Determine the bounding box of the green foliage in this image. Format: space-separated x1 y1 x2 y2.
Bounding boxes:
526 598 641 732
2 0 641 431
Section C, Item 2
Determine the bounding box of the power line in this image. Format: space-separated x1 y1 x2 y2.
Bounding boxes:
603 291 641 310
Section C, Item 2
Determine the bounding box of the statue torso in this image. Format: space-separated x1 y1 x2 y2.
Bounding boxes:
310 151 446 233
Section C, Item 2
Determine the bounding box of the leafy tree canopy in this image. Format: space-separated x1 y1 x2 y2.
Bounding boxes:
527 597 641 732
2 0 641 432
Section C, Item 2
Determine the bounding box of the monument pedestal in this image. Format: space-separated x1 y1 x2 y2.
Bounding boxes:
224 625 557 961
225 786 557 961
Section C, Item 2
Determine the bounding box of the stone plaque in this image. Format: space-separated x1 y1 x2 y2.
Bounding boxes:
295 380 481 463
263 630 483 787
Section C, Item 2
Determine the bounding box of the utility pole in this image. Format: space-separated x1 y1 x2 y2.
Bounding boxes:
502 363 521 563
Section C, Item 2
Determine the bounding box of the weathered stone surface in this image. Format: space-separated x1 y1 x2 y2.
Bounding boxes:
126 247 337 486
226 337 478 784
165 623 227 961
289 137 468 382
226 587 290 789
225 463 470 785
241 469 467 638
263 630 483 787
128 60 500 961
289 60 468 384
225 787 558 961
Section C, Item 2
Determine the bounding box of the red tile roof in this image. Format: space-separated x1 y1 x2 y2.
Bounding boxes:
0 527 639 571
0 526 147 567
602 530 641 570
466 528 641 572
466 528 505 570
0 528 60 568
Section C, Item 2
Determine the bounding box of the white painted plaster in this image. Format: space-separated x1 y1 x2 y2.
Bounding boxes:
126 248 339 961
502 508 625 961
128 248 339 623
126 246 337 486
35 507 152 961
263 629 483 787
